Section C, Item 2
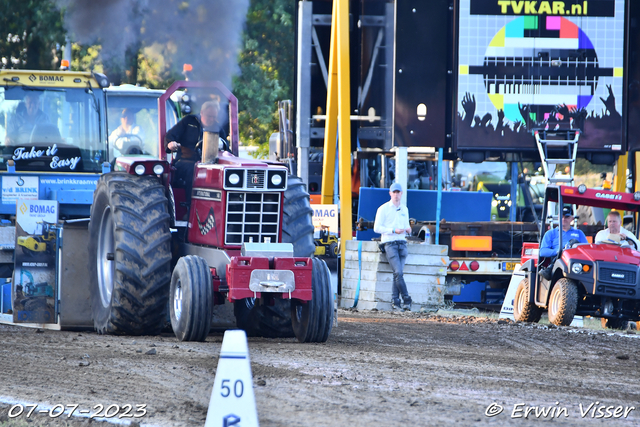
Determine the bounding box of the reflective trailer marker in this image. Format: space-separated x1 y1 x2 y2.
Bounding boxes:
205 330 259 427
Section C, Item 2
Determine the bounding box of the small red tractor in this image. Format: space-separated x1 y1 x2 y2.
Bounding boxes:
88 81 333 342
514 185 640 329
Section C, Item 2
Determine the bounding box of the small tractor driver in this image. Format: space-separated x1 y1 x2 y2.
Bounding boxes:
165 100 227 202
595 210 640 249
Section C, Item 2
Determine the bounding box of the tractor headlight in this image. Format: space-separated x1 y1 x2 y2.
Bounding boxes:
181 94 190 103
153 164 164 175
134 164 146 176
571 263 583 274
492 200 498 207
271 174 282 186
634 191 640 201
229 173 240 185
578 184 587 194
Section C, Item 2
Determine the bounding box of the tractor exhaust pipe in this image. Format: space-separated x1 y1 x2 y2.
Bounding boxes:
202 130 219 164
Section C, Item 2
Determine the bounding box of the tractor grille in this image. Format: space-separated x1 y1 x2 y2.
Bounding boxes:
599 267 636 285
246 170 266 189
225 192 280 245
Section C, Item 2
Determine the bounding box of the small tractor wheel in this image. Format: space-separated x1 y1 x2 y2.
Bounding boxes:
291 258 334 343
547 278 578 326
170 255 213 341
89 172 172 335
329 242 338 258
600 317 629 330
233 175 315 338
513 278 542 323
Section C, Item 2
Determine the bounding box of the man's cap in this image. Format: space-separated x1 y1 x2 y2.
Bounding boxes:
390 182 403 193
562 206 574 217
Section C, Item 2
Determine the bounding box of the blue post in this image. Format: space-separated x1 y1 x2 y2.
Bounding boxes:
510 162 518 222
436 148 443 245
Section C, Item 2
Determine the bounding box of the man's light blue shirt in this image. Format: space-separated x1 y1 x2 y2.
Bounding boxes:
539 227 588 258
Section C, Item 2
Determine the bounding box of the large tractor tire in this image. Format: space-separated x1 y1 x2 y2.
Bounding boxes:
89 173 172 335
291 258 334 342
170 255 213 342
600 317 629 330
547 278 578 326
233 175 315 338
513 278 542 323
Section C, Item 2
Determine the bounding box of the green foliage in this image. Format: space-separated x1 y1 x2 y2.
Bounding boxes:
0 0 66 70
233 0 294 157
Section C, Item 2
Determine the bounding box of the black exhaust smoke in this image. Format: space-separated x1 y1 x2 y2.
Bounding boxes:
55 0 249 86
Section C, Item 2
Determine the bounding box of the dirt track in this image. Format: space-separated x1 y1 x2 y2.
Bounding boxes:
0 308 639 426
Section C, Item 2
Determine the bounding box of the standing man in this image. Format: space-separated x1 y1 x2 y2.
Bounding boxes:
374 182 413 310
165 100 227 202
539 206 588 279
595 210 640 248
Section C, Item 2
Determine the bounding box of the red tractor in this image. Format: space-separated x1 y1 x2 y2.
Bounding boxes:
87 81 333 342
514 185 640 329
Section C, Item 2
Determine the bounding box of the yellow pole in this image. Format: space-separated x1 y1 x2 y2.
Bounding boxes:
613 153 628 193
337 0 353 272
321 0 352 272
320 5 339 205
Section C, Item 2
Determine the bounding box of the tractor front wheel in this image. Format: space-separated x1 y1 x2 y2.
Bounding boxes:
547 278 578 326
291 258 334 342
170 255 213 342
513 278 542 323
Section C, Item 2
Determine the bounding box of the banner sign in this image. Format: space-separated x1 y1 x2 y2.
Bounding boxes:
2 176 39 203
312 204 339 238
456 0 624 152
13 199 59 324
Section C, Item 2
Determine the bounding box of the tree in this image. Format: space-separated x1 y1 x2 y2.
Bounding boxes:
234 0 295 156
0 0 66 70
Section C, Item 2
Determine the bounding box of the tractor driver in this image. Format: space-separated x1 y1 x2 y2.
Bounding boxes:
165 100 227 202
538 206 588 280
6 91 49 145
109 108 144 156
595 210 640 248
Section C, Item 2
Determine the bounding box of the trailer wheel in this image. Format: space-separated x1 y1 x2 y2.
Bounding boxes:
170 256 213 341
600 317 629 330
291 258 334 343
513 278 542 323
89 173 172 335
547 278 578 326
233 175 314 338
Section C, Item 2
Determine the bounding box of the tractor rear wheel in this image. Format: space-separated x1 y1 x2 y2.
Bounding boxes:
233 175 314 338
291 257 333 342
513 278 542 323
170 255 213 341
89 173 172 335
600 317 629 330
547 278 578 326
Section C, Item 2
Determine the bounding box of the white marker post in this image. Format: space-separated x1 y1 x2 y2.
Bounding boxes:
205 330 259 427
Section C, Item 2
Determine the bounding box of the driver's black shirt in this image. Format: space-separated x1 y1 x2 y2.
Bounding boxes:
165 114 227 161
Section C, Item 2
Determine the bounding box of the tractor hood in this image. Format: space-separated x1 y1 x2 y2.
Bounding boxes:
217 151 269 168
562 244 640 266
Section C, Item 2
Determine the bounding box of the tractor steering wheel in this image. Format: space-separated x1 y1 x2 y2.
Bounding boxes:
114 134 144 155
